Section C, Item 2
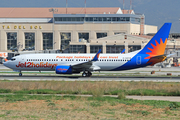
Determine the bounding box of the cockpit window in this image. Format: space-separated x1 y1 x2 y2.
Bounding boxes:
11 58 16 61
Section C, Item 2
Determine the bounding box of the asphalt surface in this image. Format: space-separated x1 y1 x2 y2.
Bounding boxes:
126 96 180 102
0 75 179 82
1 64 180 81
0 93 179 102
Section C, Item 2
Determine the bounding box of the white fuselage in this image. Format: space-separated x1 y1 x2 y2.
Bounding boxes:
3 50 139 72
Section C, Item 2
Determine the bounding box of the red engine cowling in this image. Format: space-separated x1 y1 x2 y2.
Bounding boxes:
55 65 72 74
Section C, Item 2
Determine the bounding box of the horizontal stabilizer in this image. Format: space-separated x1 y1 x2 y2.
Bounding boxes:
167 53 176 58
147 54 167 66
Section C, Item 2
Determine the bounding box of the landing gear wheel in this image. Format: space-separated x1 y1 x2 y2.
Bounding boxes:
82 71 92 77
82 72 87 77
19 73 22 76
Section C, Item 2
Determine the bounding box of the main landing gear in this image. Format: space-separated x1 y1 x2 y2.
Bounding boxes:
82 71 92 77
19 72 22 76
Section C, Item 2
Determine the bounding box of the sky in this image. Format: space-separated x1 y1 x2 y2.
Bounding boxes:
0 0 180 33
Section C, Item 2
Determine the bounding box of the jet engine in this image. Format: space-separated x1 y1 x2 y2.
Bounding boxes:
55 65 72 74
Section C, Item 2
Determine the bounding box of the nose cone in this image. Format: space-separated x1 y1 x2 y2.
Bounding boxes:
3 61 7 66
3 61 9 68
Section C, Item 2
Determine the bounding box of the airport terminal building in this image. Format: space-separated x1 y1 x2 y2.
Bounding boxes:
0 7 160 54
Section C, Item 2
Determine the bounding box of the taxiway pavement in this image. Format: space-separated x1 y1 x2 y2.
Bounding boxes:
0 64 180 82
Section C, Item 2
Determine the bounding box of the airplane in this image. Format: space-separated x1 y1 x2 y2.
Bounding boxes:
3 23 172 77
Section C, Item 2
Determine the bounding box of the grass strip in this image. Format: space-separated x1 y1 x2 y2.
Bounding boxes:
0 94 180 109
0 81 180 96
5 89 179 96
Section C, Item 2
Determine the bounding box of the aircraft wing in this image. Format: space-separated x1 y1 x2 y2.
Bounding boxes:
60 49 101 71
71 61 94 71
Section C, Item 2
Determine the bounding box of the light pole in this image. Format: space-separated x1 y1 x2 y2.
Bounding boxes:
17 42 23 53
49 8 58 50
53 42 56 50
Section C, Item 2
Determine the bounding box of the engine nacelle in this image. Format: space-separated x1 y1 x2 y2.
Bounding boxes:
55 65 72 74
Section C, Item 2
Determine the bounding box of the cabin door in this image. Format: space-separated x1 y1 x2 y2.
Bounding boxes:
21 56 26 61
136 56 141 65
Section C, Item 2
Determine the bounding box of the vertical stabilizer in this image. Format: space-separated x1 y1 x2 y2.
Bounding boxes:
139 23 171 58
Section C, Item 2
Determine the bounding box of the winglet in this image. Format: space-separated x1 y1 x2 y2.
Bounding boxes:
121 49 125 54
92 49 101 61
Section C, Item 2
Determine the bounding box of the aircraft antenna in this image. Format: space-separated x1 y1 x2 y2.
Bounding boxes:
123 0 125 10
66 0 68 14
85 0 86 14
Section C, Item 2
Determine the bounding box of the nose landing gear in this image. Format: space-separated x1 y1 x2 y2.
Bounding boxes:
19 72 22 76
82 71 92 77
